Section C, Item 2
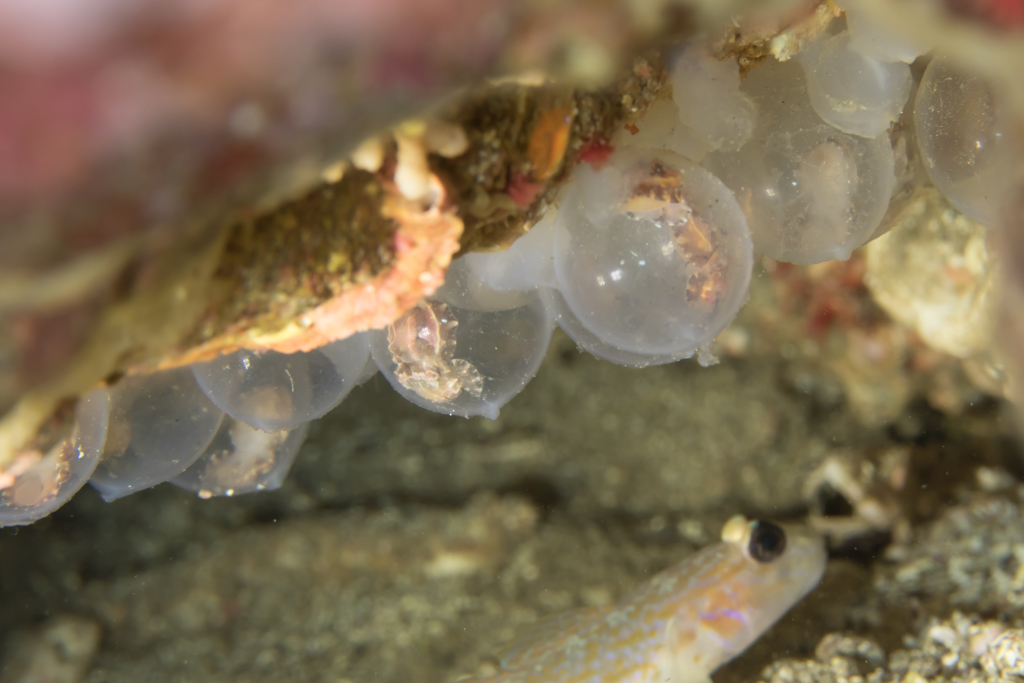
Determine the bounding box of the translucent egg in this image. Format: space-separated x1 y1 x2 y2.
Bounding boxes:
368 293 555 419
914 56 1016 227
614 98 710 163
542 288 699 368
798 32 912 138
455 210 558 296
552 147 753 362
703 58 896 264
191 333 369 432
669 45 757 153
89 367 225 502
844 3 930 64
436 252 536 312
0 389 109 525
355 354 380 385
171 419 308 498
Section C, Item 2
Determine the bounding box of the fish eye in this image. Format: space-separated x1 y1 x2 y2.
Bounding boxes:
748 521 787 563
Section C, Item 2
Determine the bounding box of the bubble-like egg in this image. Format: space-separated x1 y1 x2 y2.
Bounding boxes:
368 292 555 420
455 211 558 296
844 2 930 64
436 251 537 313
669 45 757 153
542 287 701 368
552 147 752 362
191 334 369 432
355 353 381 385
0 389 109 525
171 419 308 499
613 98 711 162
89 367 225 501
798 32 912 138
703 58 896 264
914 56 1016 227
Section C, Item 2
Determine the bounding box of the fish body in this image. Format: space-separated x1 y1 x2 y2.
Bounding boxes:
479 516 826 683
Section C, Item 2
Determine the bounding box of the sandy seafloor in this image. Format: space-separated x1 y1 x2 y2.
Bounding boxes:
1 328 1022 683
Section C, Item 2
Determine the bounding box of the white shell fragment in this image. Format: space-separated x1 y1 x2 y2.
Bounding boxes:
798 32 912 138
369 294 555 419
191 333 369 432
553 147 753 362
914 57 1016 227
89 367 225 501
703 58 896 264
865 188 996 359
0 389 109 525
171 419 308 498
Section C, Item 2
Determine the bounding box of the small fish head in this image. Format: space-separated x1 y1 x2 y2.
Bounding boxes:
684 517 827 667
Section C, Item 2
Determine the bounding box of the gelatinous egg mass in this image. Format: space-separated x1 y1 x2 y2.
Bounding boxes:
542 287 695 368
454 211 558 296
0 389 109 526
553 148 752 363
369 295 554 419
436 252 535 313
191 334 369 432
914 56 1016 227
171 419 308 499
844 2 930 64
798 32 912 138
90 367 225 501
670 45 757 153
703 57 896 264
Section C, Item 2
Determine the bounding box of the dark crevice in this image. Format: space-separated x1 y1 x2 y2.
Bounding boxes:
886 399 948 444
826 530 894 564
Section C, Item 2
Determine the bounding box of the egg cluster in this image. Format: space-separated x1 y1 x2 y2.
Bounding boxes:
1 13 1015 524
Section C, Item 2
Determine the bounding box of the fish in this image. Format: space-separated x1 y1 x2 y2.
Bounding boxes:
475 515 827 683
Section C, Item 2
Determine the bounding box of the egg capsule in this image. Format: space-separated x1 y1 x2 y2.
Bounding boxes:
844 2 930 64
0 389 109 525
914 56 1016 227
89 367 225 502
613 97 711 163
368 291 555 420
552 147 752 362
171 419 307 499
703 57 896 264
455 210 558 296
798 31 912 138
355 353 380 385
669 44 757 153
190 333 369 432
542 287 700 368
436 252 536 313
